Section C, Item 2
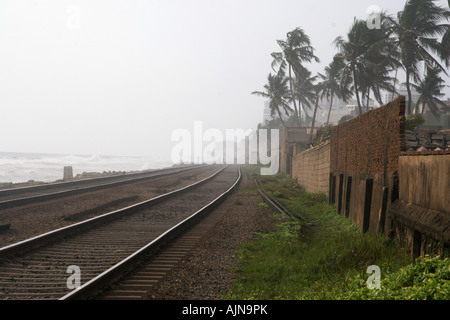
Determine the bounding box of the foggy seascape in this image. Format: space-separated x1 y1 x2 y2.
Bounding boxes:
0 152 171 184
0 0 448 307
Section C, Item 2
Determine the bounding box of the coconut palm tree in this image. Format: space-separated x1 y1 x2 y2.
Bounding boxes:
272 27 320 126
333 18 377 115
358 57 397 108
411 66 449 118
252 69 293 127
271 53 300 125
334 15 399 115
292 69 318 126
442 24 450 67
318 56 352 125
389 0 450 114
309 77 326 143
362 14 400 106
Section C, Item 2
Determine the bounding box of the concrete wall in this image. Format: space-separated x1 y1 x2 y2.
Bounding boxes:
398 154 449 214
389 153 450 257
291 141 330 195
280 126 317 175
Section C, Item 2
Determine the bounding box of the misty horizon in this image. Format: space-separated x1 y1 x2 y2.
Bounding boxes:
1 0 449 162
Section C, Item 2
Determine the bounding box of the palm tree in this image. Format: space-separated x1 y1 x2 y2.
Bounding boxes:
358 12 400 108
411 66 449 118
333 18 376 115
318 56 352 125
252 69 293 127
309 78 325 143
358 57 397 108
334 15 399 115
271 54 300 125
292 69 318 126
272 27 320 125
389 0 450 114
442 24 450 67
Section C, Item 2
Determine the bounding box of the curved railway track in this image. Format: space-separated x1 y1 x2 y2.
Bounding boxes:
0 165 240 300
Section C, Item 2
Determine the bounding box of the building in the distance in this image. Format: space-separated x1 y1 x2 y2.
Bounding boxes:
262 100 295 124
319 96 376 125
388 86 420 109
263 101 274 123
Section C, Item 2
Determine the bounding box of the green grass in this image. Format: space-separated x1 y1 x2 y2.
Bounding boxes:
224 165 449 300
340 255 450 300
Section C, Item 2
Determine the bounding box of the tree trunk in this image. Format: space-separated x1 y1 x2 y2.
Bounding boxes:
391 67 398 101
276 107 286 126
289 65 301 126
310 96 320 144
352 67 363 115
405 69 412 115
298 101 304 126
326 92 334 125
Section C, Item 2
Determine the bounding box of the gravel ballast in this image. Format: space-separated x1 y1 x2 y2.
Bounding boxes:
150 172 281 300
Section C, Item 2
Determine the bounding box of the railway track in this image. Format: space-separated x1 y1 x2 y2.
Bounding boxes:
93 180 240 300
0 165 240 300
0 164 208 209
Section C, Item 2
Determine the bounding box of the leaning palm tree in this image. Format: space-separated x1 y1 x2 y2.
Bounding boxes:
292 69 318 126
442 23 450 67
309 78 325 143
334 18 377 115
358 57 397 108
272 27 320 126
389 0 450 114
252 69 293 127
334 15 399 115
411 66 449 118
318 56 352 125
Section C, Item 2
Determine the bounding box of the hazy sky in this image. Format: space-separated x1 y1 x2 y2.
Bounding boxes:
1 0 449 162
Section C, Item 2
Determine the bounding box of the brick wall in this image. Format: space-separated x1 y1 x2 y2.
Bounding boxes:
330 96 407 175
329 96 406 234
288 95 449 257
292 141 330 195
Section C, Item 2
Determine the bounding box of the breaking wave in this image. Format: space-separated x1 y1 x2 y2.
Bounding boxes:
0 152 171 184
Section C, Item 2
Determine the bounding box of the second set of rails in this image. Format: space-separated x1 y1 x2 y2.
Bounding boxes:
0 164 210 209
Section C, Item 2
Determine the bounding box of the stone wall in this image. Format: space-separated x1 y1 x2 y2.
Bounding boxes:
280 126 317 175
291 141 330 195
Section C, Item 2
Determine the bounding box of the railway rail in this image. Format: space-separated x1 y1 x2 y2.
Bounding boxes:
0 164 208 209
0 165 240 300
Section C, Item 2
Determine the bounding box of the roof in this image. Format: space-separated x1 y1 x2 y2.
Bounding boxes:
405 129 450 152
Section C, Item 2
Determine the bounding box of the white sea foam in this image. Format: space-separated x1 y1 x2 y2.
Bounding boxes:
0 152 172 183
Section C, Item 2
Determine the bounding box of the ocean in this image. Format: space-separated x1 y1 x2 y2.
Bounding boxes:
0 152 172 184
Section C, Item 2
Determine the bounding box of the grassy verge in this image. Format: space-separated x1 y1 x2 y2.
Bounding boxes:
224 166 449 300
